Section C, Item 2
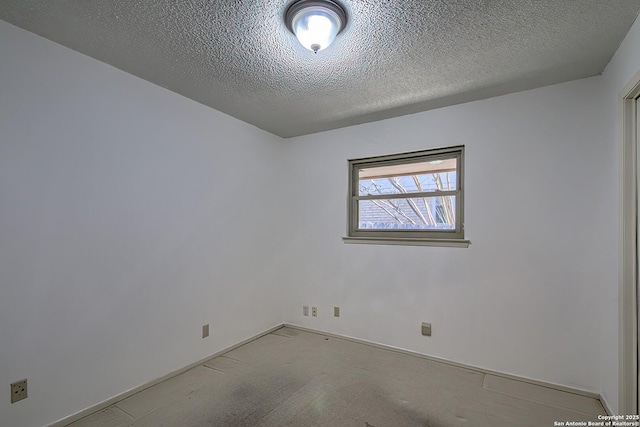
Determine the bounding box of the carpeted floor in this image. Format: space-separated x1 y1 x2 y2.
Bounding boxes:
66 327 606 427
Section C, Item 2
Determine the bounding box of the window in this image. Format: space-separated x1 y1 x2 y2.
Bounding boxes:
344 146 469 247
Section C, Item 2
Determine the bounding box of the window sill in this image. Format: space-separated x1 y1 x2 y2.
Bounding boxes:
342 237 471 248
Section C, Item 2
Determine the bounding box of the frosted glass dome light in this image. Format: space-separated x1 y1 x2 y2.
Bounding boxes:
285 0 347 53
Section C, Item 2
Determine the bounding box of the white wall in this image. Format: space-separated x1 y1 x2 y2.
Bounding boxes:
283 15 640 405
598 14 640 414
283 76 609 394
3 11 639 426
0 21 286 427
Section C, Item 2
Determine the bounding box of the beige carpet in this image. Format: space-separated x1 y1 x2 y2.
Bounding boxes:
66 327 606 427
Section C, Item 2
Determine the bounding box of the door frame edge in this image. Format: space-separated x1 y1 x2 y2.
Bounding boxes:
620 68 640 416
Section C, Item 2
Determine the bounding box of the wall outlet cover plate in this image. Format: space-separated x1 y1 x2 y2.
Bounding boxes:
421 322 432 336
11 379 27 403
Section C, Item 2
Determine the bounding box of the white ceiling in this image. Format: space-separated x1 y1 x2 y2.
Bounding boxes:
1 1 639 138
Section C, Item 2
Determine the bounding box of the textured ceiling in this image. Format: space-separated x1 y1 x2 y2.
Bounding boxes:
1 1 639 138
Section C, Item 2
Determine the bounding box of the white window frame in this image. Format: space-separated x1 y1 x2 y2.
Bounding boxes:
343 146 470 247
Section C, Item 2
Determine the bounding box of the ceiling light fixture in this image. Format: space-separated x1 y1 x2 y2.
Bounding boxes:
285 0 347 53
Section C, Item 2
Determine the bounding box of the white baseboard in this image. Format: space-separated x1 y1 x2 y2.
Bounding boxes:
46 324 284 427
284 323 603 402
599 393 614 416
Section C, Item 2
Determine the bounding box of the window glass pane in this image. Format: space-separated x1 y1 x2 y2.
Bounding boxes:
357 196 456 230
358 158 457 196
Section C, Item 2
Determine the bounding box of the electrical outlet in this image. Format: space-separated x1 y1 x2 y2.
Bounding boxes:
312 307 317 317
421 322 432 337
11 379 27 403
334 306 340 317
303 305 309 316
202 324 209 338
